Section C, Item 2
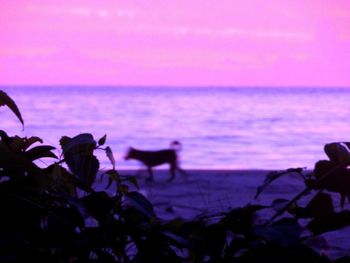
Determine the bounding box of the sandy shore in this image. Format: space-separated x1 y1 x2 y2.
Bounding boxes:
110 169 350 259
115 169 304 219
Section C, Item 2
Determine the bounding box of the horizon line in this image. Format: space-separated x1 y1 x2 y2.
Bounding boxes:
1 84 350 89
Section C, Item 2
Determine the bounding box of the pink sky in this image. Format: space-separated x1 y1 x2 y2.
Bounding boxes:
1 0 350 87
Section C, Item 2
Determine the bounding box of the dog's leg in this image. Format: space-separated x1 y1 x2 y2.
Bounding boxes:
177 167 188 178
167 164 176 182
175 159 188 179
146 167 154 181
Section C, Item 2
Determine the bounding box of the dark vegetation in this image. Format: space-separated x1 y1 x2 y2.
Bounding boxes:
0 90 350 262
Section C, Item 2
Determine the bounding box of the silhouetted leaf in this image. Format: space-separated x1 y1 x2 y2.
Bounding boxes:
25 145 57 161
324 142 350 166
255 168 304 199
9 135 27 151
221 205 267 234
50 163 77 196
272 198 290 212
24 136 43 149
60 133 96 155
311 160 350 205
60 134 99 189
162 231 192 248
124 191 156 219
46 206 84 241
82 191 115 219
303 192 334 218
102 169 120 189
308 210 350 235
65 153 99 189
0 130 11 144
202 223 227 259
66 196 88 217
77 155 99 189
59 135 71 150
118 184 129 194
303 235 329 254
121 175 139 189
98 134 107 146
105 146 115 169
254 218 302 246
0 90 24 127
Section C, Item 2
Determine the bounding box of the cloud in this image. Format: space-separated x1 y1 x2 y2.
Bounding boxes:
0 47 58 57
68 7 136 19
25 4 136 20
68 8 91 17
125 24 313 42
340 32 350 42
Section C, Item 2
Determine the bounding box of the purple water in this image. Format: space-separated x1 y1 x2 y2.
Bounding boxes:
1 86 350 170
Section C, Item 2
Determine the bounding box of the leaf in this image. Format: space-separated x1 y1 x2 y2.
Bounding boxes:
255 168 304 199
313 160 335 179
78 155 99 189
60 134 100 190
105 146 116 169
121 175 139 189
50 164 76 196
312 160 350 200
25 145 57 161
9 135 27 151
307 210 350 235
65 154 99 189
324 142 350 166
271 198 290 212
162 230 192 248
59 136 71 150
82 191 115 218
24 136 43 150
60 133 96 155
221 205 267 234
303 192 334 218
0 130 11 144
118 184 129 194
98 134 107 146
102 169 120 189
46 206 85 233
254 218 302 246
124 191 156 219
0 90 24 127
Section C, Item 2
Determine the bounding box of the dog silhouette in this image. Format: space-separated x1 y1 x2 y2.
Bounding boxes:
124 141 187 181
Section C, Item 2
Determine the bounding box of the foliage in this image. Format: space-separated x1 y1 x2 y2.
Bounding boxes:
0 90 349 262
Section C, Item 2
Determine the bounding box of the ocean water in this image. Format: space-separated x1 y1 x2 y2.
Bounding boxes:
1 86 350 170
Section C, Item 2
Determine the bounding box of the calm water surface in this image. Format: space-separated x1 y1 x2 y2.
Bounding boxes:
1 86 350 170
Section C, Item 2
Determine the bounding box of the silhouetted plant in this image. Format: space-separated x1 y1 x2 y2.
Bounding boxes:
0 90 349 262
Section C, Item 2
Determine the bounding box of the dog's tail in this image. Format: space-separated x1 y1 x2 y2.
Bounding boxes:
170 140 182 151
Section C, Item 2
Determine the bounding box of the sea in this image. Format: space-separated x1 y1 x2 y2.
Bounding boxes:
1 86 350 171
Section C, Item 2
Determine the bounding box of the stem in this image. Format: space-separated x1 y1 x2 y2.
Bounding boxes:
268 186 311 224
267 163 343 224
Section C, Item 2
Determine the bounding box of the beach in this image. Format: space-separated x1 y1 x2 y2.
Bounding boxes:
109 169 350 259
115 169 304 219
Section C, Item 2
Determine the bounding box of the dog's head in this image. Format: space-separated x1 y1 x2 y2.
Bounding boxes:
170 140 182 151
124 147 135 160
